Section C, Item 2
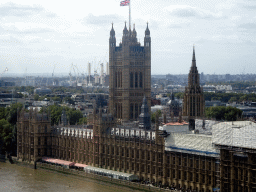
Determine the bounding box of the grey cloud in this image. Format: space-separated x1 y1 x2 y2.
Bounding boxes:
1 36 22 45
131 20 157 30
18 28 54 34
170 7 225 20
46 13 58 18
243 5 256 9
239 0 256 10
168 24 188 29
238 23 256 30
171 7 197 18
1 26 53 35
0 3 43 17
85 14 124 25
146 21 158 30
244 40 256 46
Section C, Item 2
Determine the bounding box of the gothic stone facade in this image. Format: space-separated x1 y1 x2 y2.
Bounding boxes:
216 144 256 191
183 47 205 120
109 23 151 121
17 110 51 162
17 111 219 192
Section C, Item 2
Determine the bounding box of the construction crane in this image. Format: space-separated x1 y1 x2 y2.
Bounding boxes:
74 64 80 86
52 64 56 86
0 67 8 77
100 63 104 85
106 62 109 75
69 63 73 86
87 62 92 86
69 63 79 87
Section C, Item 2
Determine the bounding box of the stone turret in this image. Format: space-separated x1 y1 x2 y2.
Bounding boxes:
139 96 151 130
61 109 67 126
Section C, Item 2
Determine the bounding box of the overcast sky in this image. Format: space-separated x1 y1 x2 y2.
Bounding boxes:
0 0 256 76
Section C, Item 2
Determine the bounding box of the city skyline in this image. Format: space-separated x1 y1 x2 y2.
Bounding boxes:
0 0 255 75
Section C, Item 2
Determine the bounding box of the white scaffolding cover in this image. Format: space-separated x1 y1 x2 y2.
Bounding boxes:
212 121 256 149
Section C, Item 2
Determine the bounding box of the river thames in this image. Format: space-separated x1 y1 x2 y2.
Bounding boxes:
0 162 139 192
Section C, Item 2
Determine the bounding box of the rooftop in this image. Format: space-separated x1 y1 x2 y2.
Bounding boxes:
212 121 256 149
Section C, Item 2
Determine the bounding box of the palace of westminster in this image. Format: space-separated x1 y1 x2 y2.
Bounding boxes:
17 23 256 192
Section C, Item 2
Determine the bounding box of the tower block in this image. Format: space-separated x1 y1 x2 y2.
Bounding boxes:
109 23 151 121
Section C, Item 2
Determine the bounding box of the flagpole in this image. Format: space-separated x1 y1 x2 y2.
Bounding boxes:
129 0 131 31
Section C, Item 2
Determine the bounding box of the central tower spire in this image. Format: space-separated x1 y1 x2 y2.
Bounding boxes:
183 46 205 129
192 45 196 66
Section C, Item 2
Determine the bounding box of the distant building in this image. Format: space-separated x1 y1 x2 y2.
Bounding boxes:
215 85 232 92
0 80 15 87
34 88 52 96
203 85 216 93
22 76 35 86
205 100 226 107
166 85 186 92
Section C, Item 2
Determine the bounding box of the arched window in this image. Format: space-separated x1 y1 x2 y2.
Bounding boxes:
130 73 133 88
120 72 122 87
139 72 143 88
135 72 138 88
135 103 138 119
115 72 117 87
130 103 133 119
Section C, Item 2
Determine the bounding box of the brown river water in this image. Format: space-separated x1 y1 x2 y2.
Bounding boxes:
0 162 139 192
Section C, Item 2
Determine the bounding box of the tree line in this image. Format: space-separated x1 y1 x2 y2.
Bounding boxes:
205 81 256 90
45 105 86 126
0 103 23 156
171 92 256 103
205 106 243 121
0 103 86 156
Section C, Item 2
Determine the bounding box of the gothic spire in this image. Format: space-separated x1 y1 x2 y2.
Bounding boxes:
182 46 205 119
145 22 150 36
192 45 196 67
123 21 128 36
110 22 115 36
124 21 127 30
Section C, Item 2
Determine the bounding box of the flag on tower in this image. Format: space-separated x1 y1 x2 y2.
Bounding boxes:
120 0 130 6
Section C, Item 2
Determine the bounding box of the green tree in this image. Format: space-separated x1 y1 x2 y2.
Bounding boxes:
52 96 61 102
46 105 83 126
63 97 74 105
34 94 39 101
239 95 248 102
151 110 161 123
174 92 184 99
47 105 63 125
228 97 238 103
6 103 23 126
0 119 13 154
205 106 242 121
0 108 7 120
78 117 87 125
66 109 83 125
